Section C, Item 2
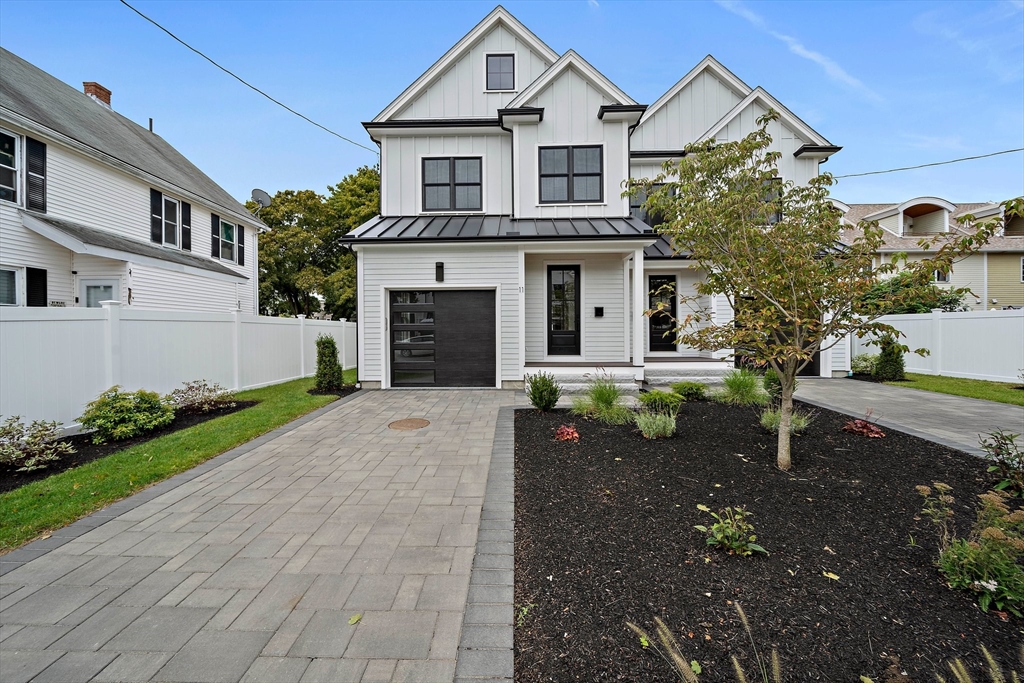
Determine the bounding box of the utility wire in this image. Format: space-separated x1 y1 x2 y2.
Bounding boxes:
834 148 1023 178
119 0 379 155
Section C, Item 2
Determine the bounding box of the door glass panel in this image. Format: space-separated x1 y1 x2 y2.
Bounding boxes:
394 311 434 325
393 349 435 363
392 292 434 304
394 330 435 344
394 369 435 385
85 285 114 308
549 267 579 337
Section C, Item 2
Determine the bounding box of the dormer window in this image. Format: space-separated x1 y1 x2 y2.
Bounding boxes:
486 54 515 91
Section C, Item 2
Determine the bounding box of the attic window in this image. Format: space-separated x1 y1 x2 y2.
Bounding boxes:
486 54 515 91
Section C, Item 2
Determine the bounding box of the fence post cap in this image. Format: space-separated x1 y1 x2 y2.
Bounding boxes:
297 314 307 320
931 308 943 313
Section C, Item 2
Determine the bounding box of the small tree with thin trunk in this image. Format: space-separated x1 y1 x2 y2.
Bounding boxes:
631 111 1015 470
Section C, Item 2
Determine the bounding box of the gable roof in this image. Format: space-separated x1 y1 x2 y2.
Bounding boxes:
0 47 264 229
506 49 636 108
839 201 1022 252
698 86 832 147
637 55 752 129
372 6 560 123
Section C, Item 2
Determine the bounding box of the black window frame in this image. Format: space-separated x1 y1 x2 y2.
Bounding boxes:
538 145 603 204
421 157 483 213
630 183 673 228
485 53 515 91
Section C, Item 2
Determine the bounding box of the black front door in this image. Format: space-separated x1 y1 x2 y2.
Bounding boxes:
649 275 677 351
547 265 580 356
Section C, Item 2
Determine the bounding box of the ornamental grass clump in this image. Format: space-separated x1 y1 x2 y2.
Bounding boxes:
760 407 814 435
0 416 75 472
314 333 345 391
713 368 769 406
570 376 634 425
638 390 684 414
79 386 175 445
635 411 676 439
526 372 562 411
670 381 707 401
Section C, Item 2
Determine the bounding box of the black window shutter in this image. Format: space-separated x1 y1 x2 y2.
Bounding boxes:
237 224 245 267
26 138 46 213
211 213 220 258
181 201 192 251
150 189 163 243
26 268 46 307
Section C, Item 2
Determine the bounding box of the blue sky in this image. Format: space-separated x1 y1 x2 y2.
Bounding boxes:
2 0 1022 206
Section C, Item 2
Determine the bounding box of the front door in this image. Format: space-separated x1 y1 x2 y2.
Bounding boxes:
649 275 677 351
547 265 580 356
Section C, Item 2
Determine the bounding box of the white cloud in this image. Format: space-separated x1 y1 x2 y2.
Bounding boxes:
913 4 1024 83
588 0 599 7
715 0 883 104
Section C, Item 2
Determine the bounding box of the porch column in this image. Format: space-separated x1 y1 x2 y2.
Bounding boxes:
632 248 644 366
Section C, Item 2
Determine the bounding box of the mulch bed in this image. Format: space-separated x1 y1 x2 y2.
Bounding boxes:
0 401 257 494
306 385 360 398
514 401 1022 681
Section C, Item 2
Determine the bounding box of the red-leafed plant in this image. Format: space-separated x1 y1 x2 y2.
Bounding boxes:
842 408 885 438
554 424 580 443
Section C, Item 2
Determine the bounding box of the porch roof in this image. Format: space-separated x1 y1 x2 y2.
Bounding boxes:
644 234 690 259
344 214 656 244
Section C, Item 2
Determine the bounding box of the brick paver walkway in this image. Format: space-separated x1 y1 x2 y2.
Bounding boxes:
0 389 526 683
796 378 1024 455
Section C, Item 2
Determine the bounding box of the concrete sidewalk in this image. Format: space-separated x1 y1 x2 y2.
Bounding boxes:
0 389 526 683
796 378 1024 455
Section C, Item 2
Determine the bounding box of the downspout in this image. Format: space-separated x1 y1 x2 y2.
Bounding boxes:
499 114 515 219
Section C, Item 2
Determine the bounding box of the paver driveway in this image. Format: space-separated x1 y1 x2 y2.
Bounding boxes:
0 389 526 683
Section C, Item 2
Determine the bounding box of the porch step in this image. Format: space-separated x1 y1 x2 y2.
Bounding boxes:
532 371 640 396
644 363 732 388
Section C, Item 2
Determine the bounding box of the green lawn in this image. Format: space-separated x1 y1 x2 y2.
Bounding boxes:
886 373 1024 407
0 370 357 552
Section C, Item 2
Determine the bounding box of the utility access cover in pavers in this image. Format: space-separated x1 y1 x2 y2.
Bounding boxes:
388 418 430 430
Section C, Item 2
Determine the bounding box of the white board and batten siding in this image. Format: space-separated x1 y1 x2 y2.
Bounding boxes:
359 245 520 384
713 102 818 186
394 23 553 120
0 305 355 427
632 70 745 152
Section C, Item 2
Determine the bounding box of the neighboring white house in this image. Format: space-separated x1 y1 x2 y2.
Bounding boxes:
0 47 266 314
344 6 846 389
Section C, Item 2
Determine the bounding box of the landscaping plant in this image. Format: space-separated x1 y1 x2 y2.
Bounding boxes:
0 416 75 472
851 353 879 375
979 430 1024 495
628 108 1013 469
638 389 684 414
695 504 766 556
761 369 795 402
918 484 1024 616
842 409 886 438
635 411 676 439
554 424 580 443
760 407 813 434
713 368 769 406
526 372 562 411
167 380 234 414
314 333 345 391
79 386 175 445
670 381 707 401
872 334 907 382
570 376 634 425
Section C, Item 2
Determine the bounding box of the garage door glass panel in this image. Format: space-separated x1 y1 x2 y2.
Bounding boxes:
395 311 434 325
394 369 435 385
393 349 435 363
393 292 434 304
394 330 435 344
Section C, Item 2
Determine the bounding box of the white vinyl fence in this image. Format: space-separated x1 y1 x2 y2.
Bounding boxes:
0 302 357 427
851 309 1024 383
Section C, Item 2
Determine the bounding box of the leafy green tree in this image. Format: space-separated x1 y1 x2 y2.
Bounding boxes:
631 111 1012 470
253 165 379 319
859 270 970 314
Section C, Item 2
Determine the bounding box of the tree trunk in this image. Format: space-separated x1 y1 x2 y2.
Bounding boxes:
776 366 795 471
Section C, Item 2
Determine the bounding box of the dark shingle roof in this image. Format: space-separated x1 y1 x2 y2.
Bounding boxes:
0 47 263 227
345 215 655 242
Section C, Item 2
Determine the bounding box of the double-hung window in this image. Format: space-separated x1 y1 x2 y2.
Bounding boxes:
422 157 482 212
0 130 19 203
934 269 950 283
220 219 235 261
209 213 245 265
163 196 180 247
539 146 602 204
486 54 514 91
0 267 17 306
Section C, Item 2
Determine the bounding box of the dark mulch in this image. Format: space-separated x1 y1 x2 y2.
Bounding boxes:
0 401 257 494
514 401 1022 681
307 385 360 398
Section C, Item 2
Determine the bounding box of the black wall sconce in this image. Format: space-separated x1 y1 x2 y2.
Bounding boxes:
435 262 444 282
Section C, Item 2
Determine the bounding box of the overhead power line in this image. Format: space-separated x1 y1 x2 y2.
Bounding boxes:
834 148 1024 179
119 0 379 155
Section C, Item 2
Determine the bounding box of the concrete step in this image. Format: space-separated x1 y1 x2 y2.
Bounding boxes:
644 364 731 387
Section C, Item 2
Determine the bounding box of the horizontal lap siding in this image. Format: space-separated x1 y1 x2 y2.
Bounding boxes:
361 245 519 382
988 254 1024 307
0 202 74 305
903 253 986 310
128 263 239 312
73 254 127 304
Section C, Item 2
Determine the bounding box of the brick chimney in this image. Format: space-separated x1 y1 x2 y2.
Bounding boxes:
83 82 111 108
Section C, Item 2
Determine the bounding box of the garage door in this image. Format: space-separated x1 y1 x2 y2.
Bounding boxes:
390 290 496 387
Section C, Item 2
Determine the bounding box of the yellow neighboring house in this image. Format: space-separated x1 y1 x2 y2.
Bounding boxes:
835 197 1024 310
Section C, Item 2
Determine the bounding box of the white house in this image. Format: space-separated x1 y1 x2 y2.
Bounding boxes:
0 47 266 314
344 6 846 389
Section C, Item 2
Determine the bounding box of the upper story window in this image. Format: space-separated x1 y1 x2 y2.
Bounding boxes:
0 129 47 212
934 269 950 283
630 184 670 228
422 157 482 212
0 131 18 203
210 213 246 266
486 54 515 91
150 189 191 250
220 219 236 261
539 146 602 204
163 196 180 247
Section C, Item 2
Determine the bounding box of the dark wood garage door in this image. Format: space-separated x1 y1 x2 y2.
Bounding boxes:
390 290 496 387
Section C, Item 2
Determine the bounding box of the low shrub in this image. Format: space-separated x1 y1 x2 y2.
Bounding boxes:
571 377 634 425
314 334 344 391
637 390 684 414
670 381 707 401
635 411 676 439
842 409 885 438
78 386 175 445
554 424 579 443
918 483 1024 616
851 353 879 375
979 430 1024 495
695 504 767 556
759 407 814 434
0 416 75 472
713 368 769 406
526 372 562 411
872 335 906 382
167 380 234 414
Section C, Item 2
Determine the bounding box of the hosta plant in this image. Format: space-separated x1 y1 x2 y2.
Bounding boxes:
695 504 767 556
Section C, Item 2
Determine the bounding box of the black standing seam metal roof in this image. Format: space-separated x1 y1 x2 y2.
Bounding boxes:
0 47 265 228
344 215 657 243
644 234 691 259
